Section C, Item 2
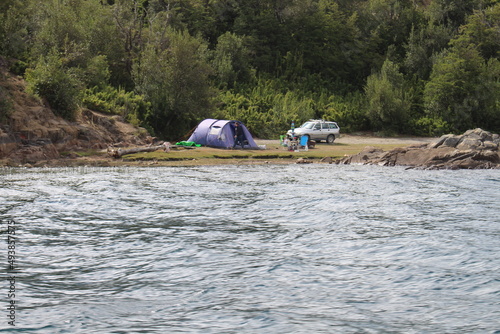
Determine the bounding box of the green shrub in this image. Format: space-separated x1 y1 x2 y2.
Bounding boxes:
9 60 28 76
410 116 452 136
215 78 372 138
84 55 111 89
25 52 80 120
82 86 151 127
318 92 370 133
215 80 316 138
365 59 412 133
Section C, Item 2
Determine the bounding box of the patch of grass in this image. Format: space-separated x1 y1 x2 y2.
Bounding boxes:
97 140 418 166
212 154 252 159
120 145 348 162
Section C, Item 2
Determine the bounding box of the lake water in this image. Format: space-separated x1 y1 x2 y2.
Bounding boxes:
1 165 499 333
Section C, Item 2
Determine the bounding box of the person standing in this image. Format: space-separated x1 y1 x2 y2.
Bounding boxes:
233 122 245 148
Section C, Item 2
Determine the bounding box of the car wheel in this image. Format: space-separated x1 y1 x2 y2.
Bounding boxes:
327 134 335 144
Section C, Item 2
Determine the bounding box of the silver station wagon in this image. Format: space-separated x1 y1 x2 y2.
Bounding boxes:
287 120 340 143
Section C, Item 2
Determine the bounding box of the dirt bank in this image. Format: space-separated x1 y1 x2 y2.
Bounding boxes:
1 58 151 166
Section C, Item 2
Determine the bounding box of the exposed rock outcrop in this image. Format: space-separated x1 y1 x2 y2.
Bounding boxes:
335 128 500 169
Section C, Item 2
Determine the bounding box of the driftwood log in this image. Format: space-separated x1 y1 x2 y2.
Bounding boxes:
108 143 170 158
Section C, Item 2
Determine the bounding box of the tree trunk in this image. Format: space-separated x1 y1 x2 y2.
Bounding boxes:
108 145 165 158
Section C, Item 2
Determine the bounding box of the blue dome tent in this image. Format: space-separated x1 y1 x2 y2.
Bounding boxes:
187 119 259 149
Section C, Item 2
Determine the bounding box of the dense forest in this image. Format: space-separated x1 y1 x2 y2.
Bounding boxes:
0 0 499 140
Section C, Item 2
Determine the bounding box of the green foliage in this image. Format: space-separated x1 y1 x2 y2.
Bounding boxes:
0 0 32 60
421 3 500 135
133 27 215 140
477 57 500 132
2 0 499 137
232 0 291 74
82 86 151 127
278 0 367 89
215 79 370 138
28 0 124 88
109 0 146 89
30 0 91 63
84 56 111 89
9 60 28 76
0 12 4 55
455 3 500 60
427 0 480 29
365 59 412 133
211 32 253 89
318 92 370 133
25 50 81 120
214 82 309 139
424 37 499 133
361 0 422 64
410 116 452 136
404 23 454 80
215 78 366 138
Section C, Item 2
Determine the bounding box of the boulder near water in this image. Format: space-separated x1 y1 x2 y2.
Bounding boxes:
335 128 500 169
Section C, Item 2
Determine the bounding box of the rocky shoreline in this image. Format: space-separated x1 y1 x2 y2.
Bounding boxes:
2 129 499 169
335 128 500 169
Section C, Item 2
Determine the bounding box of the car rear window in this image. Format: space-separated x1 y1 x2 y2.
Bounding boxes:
328 123 338 129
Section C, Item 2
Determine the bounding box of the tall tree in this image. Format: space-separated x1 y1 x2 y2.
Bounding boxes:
427 0 480 30
0 0 35 61
365 59 412 133
456 3 500 60
27 0 119 87
404 22 454 80
285 0 365 89
212 31 253 89
133 26 215 139
357 0 423 72
424 41 499 133
423 2 500 133
232 0 293 73
111 0 147 89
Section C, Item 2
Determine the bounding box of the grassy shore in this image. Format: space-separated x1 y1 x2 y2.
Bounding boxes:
2 134 435 167
110 135 434 167
121 143 387 163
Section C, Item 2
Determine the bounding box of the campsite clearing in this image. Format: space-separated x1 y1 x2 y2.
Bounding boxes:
117 134 435 166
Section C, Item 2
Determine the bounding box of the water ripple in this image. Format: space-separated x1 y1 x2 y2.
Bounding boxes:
1 165 499 333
